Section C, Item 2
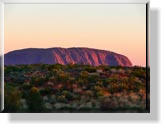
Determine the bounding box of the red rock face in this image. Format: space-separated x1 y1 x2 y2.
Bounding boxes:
4 47 132 66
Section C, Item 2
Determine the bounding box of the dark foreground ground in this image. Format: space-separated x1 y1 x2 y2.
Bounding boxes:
2 64 149 113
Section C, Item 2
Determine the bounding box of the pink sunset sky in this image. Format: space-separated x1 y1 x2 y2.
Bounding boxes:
4 4 146 66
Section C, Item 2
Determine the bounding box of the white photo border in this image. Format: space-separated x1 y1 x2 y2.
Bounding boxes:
0 0 152 121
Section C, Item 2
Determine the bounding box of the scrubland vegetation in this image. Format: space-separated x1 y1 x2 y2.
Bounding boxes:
3 64 149 112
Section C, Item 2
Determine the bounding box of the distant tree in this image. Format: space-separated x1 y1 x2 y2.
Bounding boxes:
26 87 44 112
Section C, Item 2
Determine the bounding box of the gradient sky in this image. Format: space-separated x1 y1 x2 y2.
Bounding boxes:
4 4 146 66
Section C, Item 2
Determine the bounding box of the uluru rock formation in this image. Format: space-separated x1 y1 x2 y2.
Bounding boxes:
4 47 132 66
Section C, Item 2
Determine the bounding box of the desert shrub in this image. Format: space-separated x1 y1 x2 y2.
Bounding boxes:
88 74 99 84
80 71 89 78
84 66 97 73
4 64 147 112
40 64 49 70
57 95 66 103
42 87 53 95
100 97 112 110
4 85 22 112
102 78 114 87
109 84 123 93
21 83 32 91
77 78 84 86
85 90 93 97
94 85 103 93
96 91 104 97
99 65 110 72
56 71 70 83
131 68 146 79
26 87 44 112
5 66 21 74
52 64 63 70
68 77 75 84
96 80 103 86
62 90 73 101
30 76 46 86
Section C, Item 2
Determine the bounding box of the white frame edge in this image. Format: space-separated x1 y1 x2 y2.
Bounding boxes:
1 0 149 4
0 2 4 112
0 0 153 121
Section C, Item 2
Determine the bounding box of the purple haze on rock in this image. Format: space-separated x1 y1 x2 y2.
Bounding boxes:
4 47 132 66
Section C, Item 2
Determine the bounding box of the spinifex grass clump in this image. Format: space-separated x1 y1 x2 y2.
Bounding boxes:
4 64 148 113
